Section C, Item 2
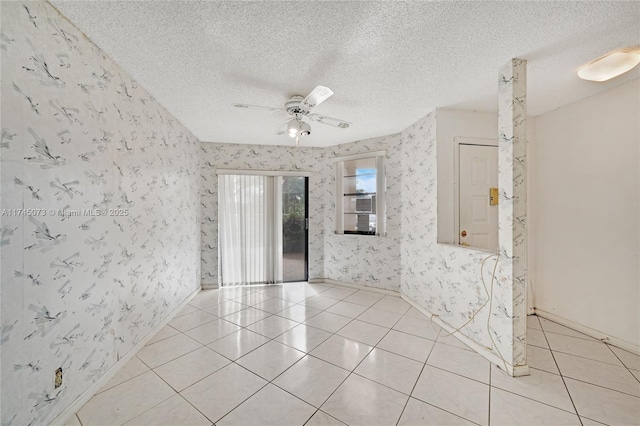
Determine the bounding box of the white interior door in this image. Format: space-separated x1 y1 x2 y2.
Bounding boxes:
459 144 498 251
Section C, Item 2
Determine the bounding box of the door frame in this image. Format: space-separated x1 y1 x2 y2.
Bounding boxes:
453 137 498 245
282 176 309 283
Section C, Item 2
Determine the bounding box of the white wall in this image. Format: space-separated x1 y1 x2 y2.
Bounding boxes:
1 2 201 424
532 79 640 349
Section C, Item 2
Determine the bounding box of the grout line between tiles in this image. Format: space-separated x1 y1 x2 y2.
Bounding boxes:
541 321 583 421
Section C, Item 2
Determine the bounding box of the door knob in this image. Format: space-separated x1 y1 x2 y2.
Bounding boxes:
461 230 467 237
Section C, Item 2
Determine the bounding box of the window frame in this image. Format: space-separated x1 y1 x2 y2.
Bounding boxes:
334 150 386 236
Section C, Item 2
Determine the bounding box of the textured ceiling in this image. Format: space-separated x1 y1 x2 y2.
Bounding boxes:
51 1 639 147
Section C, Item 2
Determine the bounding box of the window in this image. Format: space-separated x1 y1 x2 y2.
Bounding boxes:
335 151 385 236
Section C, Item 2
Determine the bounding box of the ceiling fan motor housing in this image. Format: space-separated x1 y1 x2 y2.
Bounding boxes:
285 96 310 116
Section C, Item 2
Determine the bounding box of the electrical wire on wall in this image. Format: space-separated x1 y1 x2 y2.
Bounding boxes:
437 251 510 372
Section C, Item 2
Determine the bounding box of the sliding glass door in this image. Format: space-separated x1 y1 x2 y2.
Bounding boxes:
282 176 308 282
218 173 308 286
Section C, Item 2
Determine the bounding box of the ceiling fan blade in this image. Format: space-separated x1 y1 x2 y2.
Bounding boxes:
307 113 351 129
233 103 286 113
301 85 334 110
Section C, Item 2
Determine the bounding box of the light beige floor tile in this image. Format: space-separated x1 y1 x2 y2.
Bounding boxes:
303 295 341 310
337 319 389 346
222 307 271 327
146 325 180 345
393 315 440 340
276 324 333 353
278 304 322 323
355 348 423 394
231 292 270 306
189 290 225 309
174 304 200 318
207 328 270 360
412 365 489 426
377 329 435 362
491 365 576 412
427 342 490 384
99 356 149 393
527 315 542 330
304 311 352 333
168 310 218 332
246 315 299 338
124 394 211 426
403 307 428 319
78 371 175 425
372 295 411 315
527 328 550 349
154 347 230 391
321 287 358 300
218 384 315 426
398 397 474 425
184 319 240 345
202 300 246 317
343 290 385 307
527 345 560 375
310 335 373 371
436 333 473 351
631 369 640 381
490 387 580 426
253 297 295 314
539 318 597 341
63 414 82 426
279 290 308 304
274 355 350 407
609 345 640 370
546 333 623 365
579 416 609 425
326 300 369 318
305 410 347 426
321 374 408 425
565 378 640 425
137 333 202 368
181 363 267 423
555 351 640 396
236 340 305 381
357 307 402 328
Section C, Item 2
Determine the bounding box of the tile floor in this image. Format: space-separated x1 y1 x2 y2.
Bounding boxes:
66 282 640 426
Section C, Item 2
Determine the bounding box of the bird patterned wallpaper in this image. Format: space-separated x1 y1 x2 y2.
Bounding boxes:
1 2 201 424
199 143 327 286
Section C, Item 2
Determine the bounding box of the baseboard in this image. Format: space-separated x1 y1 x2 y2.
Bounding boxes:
50 287 201 426
202 283 219 290
534 308 640 355
401 294 526 377
320 278 401 296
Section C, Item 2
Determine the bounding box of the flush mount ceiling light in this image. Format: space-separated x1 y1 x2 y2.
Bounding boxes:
578 49 640 82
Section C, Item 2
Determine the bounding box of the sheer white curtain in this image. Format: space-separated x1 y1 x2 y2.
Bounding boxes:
218 174 283 286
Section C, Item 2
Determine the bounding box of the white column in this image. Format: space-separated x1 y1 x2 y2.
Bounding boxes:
498 58 529 376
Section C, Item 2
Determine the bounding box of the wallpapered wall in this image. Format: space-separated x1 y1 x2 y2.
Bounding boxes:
321 134 403 292
0 2 201 424
200 103 527 372
200 134 404 292
199 143 326 286
399 60 527 373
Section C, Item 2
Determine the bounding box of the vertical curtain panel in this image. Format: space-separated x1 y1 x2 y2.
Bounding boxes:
218 174 282 286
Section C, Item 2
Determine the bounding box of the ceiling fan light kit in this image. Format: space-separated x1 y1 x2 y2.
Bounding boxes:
234 85 351 145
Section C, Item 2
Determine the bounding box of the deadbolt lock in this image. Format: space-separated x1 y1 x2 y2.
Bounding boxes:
461 230 467 237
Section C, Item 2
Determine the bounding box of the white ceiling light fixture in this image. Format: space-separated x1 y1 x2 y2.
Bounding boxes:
578 49 640 82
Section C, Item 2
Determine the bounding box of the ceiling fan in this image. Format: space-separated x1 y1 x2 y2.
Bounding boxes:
233 85 351 146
